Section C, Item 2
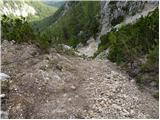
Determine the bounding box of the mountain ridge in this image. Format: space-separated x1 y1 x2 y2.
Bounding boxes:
0 0 57 21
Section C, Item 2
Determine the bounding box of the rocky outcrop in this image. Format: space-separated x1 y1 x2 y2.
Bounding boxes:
100 1 158 35
0 1 36 17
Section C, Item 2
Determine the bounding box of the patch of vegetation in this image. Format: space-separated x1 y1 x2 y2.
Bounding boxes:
1 15 36 43
27 1 57 21
1 15 50 52
31 5 64 31
138 44 159 87
141 45 159 73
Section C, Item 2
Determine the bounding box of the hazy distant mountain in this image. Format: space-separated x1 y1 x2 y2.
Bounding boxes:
42 0 65 8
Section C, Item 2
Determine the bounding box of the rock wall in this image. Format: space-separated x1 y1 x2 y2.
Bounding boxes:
100 1 158 35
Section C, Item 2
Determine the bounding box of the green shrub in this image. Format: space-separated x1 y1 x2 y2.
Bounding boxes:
2 15 36 43
2 15 50 53
141 45 159 72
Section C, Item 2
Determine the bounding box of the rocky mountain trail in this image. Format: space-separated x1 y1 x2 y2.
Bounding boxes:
1 40 159 119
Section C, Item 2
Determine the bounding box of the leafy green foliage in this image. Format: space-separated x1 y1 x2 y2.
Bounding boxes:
139 44 159 86
142 45 159 72
112 8 158 64
1 15 50 52
2 15 36 43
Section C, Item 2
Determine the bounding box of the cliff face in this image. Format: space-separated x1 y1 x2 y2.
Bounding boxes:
100 1 158 35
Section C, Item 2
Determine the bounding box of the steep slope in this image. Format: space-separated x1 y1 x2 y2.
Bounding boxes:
1 40 159 119
40 1 100 47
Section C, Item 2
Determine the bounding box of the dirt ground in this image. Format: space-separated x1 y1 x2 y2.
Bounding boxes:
1 40 159 119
